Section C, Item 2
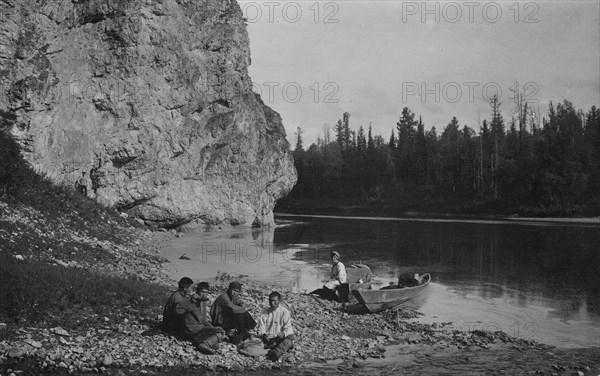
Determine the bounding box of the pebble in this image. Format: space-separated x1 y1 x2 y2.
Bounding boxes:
7 348 25 358
102 355 113 366
25 339 42 348
51 327 70 336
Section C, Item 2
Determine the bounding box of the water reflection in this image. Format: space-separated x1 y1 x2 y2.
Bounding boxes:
273 215 600 347
276 216 600 321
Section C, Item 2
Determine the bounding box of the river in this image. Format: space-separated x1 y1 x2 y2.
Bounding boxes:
160 214 600 349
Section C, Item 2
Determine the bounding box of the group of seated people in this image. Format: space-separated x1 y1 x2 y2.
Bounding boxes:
163 252 354 360
162 278 294 361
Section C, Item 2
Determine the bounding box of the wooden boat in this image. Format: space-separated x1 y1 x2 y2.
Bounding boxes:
352 273 431 313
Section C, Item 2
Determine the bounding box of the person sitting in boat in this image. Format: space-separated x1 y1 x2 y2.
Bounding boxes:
323 251 347 300
381 273 423 290
398 273 422 287
257 291 295 361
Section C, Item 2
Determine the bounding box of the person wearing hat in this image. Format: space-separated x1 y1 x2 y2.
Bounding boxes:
181 282 226 355
163 277 196 333
323 251 347 300
210 281 257 344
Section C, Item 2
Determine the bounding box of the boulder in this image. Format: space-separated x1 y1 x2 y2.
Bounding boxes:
0 0 296 229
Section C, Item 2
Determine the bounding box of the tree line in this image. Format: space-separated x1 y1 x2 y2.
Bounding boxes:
283 96 600 216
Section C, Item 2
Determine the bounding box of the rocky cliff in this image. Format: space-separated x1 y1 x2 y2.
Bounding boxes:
0 0 296 228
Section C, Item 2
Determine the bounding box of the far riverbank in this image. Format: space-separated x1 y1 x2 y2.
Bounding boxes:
276 197 600 222
275 212 600 226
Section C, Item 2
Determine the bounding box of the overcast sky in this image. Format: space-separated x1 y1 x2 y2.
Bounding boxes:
241 0 600 146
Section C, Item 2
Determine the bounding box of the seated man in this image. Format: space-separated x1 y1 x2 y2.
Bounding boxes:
163 277 195 333
210 281 256 343
323 251 347 300
397 273 422 287
182 282 226 355
257 291 295 361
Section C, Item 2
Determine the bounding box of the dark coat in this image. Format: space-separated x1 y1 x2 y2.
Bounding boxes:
162 290 194 332
210 291 246 328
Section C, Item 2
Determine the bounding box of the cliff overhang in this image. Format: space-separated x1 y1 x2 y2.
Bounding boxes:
0 0 297 228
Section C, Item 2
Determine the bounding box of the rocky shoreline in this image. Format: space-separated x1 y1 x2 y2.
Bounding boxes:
2 288 599 376
1 274 592 375
1 203 599 375
1 276 599 375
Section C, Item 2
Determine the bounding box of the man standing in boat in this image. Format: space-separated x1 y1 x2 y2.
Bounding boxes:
324 251 347 300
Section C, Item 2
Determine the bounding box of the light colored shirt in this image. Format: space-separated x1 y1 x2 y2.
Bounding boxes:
256 306 294 338
78 175 90 186
331 261 347 283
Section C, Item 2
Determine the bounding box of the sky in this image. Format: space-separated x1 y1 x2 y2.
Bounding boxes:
241 0 600 146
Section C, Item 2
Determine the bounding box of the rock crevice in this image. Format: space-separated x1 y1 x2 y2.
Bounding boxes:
0 0 297 228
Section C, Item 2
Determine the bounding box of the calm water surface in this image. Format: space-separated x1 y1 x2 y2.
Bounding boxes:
161 214 600 348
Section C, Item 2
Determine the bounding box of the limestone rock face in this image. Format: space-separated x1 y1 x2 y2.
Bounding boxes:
0 0 296 228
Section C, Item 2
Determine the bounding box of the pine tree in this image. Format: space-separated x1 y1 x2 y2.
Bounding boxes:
367 123 374 150
357 126 367 154
585 106 600 167
416 116 427 183
343 112 351 149
396 107 418 183
335 119 344 147
489 95 505 199
294 127 304 153
389 129 396 149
